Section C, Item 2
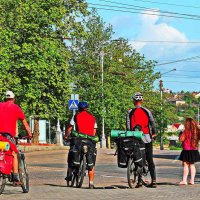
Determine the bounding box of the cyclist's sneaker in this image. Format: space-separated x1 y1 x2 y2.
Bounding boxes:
65 176 72 181
13 181 23 187
89 182 95 189
148 180 157 188
13 178 22 187
135 181 143 188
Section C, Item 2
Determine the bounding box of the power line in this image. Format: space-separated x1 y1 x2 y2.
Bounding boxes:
130 40 200 44
164 81 200 85
89 6 200 21
155 60 200 63
173 70 200 72
98 0 200 9
156 69 200 73
155 55 200 66
89 1 200 20
163 75 200 78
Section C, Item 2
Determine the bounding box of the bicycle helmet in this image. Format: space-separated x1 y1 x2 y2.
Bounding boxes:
132 92 144 101
5 91 15 99
78 101 88 109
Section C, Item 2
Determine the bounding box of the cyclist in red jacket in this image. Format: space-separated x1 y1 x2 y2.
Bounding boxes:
0 91 32 186
126 92 157 188
65 101 97 189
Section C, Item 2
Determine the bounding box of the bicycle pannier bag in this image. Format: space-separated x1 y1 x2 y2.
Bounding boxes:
117 148 127 168
133 141 146 167
0 151 13 174
71 146 81 167
87 148 97 170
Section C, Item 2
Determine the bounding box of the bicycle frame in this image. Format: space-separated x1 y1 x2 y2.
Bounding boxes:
0 135 29 194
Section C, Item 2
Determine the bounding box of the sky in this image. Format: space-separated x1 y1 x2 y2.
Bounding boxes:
87 0 200 92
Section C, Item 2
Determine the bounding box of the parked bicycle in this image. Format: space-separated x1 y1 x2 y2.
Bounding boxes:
111 130 151 189
67 140 88 188
66 135 97 188
0 135 30 195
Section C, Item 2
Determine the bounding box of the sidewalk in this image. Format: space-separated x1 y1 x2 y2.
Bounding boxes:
19 144 69 152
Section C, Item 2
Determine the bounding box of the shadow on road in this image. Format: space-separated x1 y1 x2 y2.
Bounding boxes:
154 154 179 160
44 184 129 189
94 185 129 189
157 182 177 186
44 184 68 188
45 182 183 189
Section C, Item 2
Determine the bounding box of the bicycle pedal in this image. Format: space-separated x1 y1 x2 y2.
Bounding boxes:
13 181 23 187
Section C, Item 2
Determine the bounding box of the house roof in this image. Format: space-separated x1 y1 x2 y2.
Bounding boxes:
173 123 181 129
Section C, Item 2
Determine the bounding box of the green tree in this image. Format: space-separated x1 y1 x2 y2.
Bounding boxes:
70 10 160 138
0 0 89 143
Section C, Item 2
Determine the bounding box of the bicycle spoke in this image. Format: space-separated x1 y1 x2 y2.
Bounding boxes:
0 174 6 195
127 158 138 189
18 154 29 193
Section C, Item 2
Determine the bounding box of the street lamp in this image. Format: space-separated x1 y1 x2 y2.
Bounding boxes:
197 103 200 125
100 51 106 148
159 68 176 150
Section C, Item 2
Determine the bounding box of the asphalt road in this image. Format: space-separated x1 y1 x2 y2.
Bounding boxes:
1 149 200 200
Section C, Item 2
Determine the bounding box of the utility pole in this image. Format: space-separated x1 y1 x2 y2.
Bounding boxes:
198 104 200 125
159 80 164 150
100 51 106 148
158 68 176 150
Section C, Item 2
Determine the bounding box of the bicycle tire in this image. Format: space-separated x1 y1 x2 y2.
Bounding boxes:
18 154 29 193
140 165 151 187
66 169 75 187
0 173 6 195
76 154 86 188
127 158 138 189
70 171 76 187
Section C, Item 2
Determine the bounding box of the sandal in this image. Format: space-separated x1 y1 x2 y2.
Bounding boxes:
188 182 194 185
179 181 187 185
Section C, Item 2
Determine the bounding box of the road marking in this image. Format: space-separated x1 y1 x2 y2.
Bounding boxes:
100 175 125 179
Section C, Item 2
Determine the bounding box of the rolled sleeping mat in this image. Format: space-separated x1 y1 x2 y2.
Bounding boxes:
110 130 144 139
71 131 99 143
0 141 10 151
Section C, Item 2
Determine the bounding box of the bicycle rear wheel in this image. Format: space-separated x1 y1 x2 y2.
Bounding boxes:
0 173 6 195
69 170 76 187
76 154 86 188
140 165 151 187
18 154 29 193
127 158 138 188
66 168 76 187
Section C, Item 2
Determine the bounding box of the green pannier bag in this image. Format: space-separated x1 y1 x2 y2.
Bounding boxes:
71 131 99 143
110 130 144 140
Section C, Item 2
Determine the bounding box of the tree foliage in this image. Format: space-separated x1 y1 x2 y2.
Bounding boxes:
0 0 89 142
69 10 161 136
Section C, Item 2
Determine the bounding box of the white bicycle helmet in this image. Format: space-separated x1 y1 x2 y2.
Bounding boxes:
132 92 144 101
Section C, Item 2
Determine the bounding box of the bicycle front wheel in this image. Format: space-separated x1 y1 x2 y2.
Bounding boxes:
76 154 86 188
18 154 29 193
0 173 6 195
127 158 138 189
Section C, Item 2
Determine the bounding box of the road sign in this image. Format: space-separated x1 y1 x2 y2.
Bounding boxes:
71 94 79 100
68 100 79 110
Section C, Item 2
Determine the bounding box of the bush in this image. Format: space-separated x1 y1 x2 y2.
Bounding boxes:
169 146 182 150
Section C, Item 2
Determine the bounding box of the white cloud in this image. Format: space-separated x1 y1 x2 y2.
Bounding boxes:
130 9 189 60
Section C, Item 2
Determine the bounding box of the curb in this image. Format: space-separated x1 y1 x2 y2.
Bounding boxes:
19 145 69 152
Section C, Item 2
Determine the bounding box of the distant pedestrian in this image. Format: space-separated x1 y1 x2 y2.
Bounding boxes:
179 117 200 185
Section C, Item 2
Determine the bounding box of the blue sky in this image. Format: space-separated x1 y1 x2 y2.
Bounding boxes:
87 0 200 92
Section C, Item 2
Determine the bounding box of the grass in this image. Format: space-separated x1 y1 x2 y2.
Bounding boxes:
169 146 182 150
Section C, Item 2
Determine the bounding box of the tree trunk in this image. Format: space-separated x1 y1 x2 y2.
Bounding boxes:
33 116 39 144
